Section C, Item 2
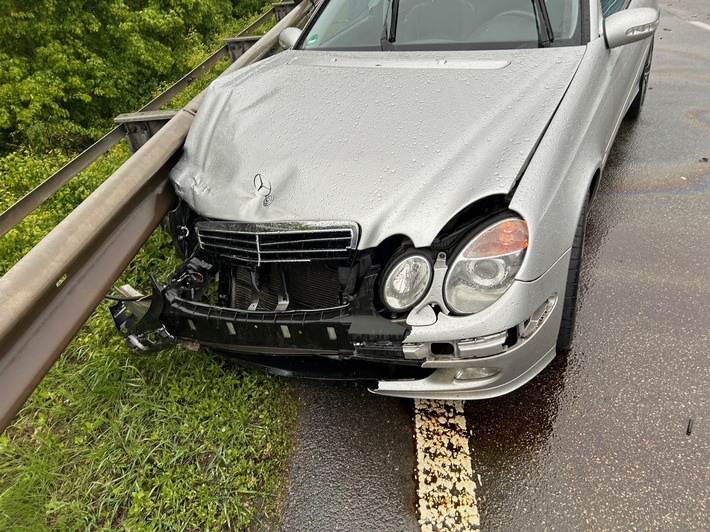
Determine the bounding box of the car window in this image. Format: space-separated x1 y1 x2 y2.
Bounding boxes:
299 0 582 50
600 0 627 17
546 0 579 40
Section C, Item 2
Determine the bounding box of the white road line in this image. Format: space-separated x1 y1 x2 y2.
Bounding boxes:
414 399 480 531
689 21 710 32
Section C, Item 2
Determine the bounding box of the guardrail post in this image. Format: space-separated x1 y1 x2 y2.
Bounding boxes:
273 1 297 21
114 110 180 153
224 36 263 63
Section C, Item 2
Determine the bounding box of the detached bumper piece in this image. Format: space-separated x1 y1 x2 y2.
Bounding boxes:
110 277 176 352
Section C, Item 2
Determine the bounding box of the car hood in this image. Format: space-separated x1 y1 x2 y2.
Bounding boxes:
171 48 585 249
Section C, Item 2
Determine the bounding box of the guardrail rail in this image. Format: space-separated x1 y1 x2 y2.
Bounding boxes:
0 0 315 432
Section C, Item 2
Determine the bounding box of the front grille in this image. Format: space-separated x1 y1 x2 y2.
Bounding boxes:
196 221 359 265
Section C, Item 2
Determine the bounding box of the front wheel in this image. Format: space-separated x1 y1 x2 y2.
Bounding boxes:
556 195 589 351
626 40 654 120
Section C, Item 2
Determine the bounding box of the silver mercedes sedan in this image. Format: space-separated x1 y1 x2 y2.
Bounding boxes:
113 0 659 399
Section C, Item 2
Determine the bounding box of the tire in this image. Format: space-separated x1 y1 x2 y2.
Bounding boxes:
625 40 654 120
556 195 589 352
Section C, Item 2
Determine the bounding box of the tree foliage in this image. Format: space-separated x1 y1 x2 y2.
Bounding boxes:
0 0 269 152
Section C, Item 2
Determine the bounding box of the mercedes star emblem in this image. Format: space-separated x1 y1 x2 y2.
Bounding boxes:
253 173 274 206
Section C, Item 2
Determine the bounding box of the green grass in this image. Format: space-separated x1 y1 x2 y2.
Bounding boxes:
0 41 298 528
0 329 296 529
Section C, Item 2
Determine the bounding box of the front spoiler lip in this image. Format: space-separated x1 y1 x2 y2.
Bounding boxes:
371 346 557 400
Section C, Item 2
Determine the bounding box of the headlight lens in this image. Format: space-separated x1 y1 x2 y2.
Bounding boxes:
444 218 528 314
381 253 433 312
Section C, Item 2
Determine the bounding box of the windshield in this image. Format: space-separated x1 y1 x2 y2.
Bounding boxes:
299 0 581 50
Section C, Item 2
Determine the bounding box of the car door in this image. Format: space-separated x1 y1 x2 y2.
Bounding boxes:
595 0 655 159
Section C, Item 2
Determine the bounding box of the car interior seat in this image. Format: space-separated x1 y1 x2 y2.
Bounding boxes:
466 1 538 43
398 0 476 43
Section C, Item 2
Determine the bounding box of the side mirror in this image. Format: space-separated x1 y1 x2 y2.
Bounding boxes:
279 27 302 49
604 8 659 49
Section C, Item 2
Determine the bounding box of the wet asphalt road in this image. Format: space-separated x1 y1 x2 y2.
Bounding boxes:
279 2 709 530
278 382 419 531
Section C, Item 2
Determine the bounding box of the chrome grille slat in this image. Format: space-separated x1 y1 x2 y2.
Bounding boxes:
259 237 353 247
195 221 359 264
259 248 350 255
196 242 259 255
199 234 255 245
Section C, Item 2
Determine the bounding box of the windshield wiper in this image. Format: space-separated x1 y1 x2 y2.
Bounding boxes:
532 0 554 47
380 0 401 50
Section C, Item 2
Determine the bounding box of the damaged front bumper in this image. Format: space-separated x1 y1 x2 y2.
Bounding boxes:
111 247 569 400
111 263 428 379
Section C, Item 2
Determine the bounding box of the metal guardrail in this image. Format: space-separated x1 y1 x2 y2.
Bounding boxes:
0 0 315 432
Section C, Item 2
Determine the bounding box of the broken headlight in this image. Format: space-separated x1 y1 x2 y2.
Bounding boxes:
380 252 433 313
444 218 528 314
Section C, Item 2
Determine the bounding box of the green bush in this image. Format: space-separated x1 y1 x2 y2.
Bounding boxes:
0 0 271 152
